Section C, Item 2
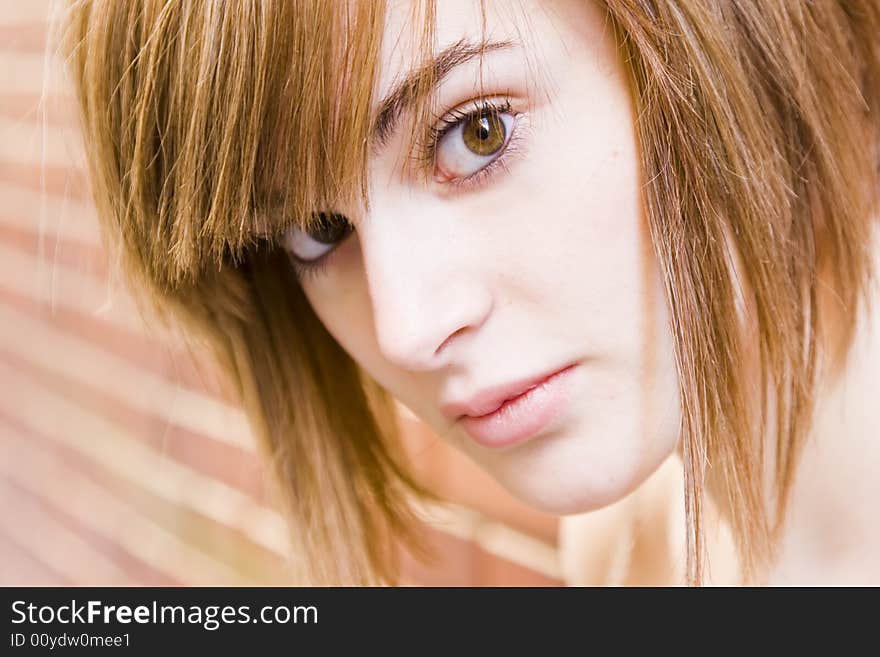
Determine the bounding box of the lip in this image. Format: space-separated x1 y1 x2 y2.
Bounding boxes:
442 363 579 449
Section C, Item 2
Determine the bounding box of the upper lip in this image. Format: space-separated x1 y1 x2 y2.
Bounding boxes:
441 363 575 420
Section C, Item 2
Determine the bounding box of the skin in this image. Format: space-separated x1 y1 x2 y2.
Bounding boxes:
285 0 682 516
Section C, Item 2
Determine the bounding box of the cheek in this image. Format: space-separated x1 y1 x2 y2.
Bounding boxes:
299 240 430 415
500 59 654 365
299 242 384 377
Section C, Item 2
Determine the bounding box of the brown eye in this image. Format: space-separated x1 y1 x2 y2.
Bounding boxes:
284 211 354 263
462 111 507 156
434 104 516 182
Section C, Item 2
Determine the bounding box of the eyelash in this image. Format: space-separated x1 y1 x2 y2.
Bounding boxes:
290 97 524 281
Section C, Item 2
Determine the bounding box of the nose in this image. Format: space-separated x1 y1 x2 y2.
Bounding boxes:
359 197 494 372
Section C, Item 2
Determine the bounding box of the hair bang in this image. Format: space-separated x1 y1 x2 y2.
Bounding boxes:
98 0 388 288
249 0 389 249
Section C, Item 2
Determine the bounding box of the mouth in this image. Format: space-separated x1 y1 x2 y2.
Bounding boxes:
442 363 579 449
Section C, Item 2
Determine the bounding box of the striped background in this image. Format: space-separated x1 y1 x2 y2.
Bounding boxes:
0 0 574 587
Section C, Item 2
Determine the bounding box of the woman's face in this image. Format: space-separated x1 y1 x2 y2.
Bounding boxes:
284 0 681 514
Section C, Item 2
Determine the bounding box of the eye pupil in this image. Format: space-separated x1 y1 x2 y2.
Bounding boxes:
309 211 352 244
462 111 506 156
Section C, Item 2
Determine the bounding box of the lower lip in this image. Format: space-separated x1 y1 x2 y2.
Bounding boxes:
459 364 578 449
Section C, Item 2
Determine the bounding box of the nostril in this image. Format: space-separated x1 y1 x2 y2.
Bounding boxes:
435 325 469 357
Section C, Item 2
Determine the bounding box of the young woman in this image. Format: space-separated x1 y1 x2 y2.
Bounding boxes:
62 0 880 584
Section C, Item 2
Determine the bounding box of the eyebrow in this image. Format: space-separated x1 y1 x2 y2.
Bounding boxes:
371 38 515 149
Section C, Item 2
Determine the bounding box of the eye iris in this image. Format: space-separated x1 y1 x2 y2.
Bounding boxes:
462 111 506 156
309 212 351 244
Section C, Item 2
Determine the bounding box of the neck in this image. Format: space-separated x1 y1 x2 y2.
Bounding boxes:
699 230 880 585
766 271 880 584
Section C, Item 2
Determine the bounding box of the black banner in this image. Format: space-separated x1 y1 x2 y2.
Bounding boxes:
0 586 848 652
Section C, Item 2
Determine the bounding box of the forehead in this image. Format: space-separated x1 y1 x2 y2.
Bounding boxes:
377 0 529 100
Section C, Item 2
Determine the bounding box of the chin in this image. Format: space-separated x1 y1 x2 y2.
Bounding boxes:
500 471 648 516
483 432 677 516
